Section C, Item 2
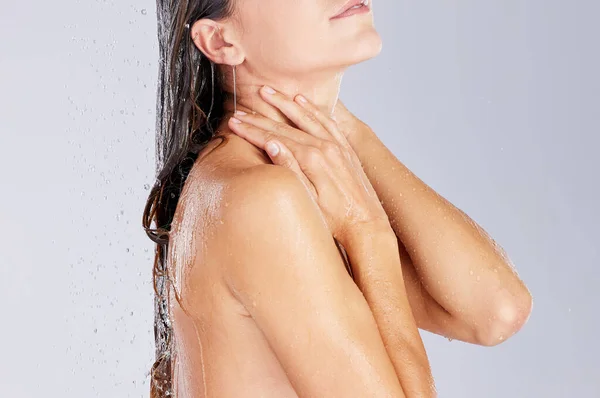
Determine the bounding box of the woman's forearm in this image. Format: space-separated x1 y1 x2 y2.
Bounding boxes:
346 126 532 345
343 226 436 398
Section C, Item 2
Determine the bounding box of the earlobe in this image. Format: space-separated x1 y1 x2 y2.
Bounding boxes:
190 20 244 66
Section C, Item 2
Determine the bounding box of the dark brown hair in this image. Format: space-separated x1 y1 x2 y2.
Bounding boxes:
142 0 235 396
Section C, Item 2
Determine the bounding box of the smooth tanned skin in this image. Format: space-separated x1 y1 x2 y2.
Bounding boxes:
223 164 406 397
168 133 404 397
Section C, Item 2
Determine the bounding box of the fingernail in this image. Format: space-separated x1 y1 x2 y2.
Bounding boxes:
263 85 276 94
235 110 247 116
296 95 307 103
266 141 279 156
230 117 242 124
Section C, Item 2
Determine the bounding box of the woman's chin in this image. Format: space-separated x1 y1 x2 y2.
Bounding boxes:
344 30 383 65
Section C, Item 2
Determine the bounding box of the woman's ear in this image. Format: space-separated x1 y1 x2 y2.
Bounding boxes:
190 19 244 66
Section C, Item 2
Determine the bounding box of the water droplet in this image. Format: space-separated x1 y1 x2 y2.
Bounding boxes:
144 183 150 190
141 9 147 15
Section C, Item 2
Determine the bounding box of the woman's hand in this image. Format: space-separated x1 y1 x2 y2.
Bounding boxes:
227 85 392 246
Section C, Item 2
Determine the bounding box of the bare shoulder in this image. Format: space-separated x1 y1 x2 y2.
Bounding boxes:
221 162 322 227
214 163 405 397
216 162 330 274
218 162 331 279
225 162 307 199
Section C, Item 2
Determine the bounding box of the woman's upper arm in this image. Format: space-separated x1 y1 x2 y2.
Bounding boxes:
219 164 405 398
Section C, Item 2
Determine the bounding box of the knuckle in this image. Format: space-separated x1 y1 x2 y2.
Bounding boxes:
270 121 287 134
279 154 294 168
302 112 319 125
303 146 324 165
321 140 341 157
264 132 278 144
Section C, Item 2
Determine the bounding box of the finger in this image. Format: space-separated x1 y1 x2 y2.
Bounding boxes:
258 85 331 141
264 140 318 200
293 96 361 170
228 116 308 154
229 116 327 195
294 95 349 147
232 110 317 147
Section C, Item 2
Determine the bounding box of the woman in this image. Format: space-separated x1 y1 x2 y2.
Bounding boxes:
143 0 533 397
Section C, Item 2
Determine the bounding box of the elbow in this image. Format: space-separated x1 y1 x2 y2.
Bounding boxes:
475 288 533 347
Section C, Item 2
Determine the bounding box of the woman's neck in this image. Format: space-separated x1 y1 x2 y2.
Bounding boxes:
221 70 345 127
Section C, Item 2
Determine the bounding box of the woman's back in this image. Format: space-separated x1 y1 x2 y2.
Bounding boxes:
167 133 301 397
166 131 404 397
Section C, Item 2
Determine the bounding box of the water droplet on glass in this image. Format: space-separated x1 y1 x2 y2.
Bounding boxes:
141 9 147 15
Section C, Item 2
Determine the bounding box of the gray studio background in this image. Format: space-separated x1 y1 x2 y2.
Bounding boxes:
1 0 598 397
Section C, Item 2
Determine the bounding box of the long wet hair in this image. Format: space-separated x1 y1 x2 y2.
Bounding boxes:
142 0 235 396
